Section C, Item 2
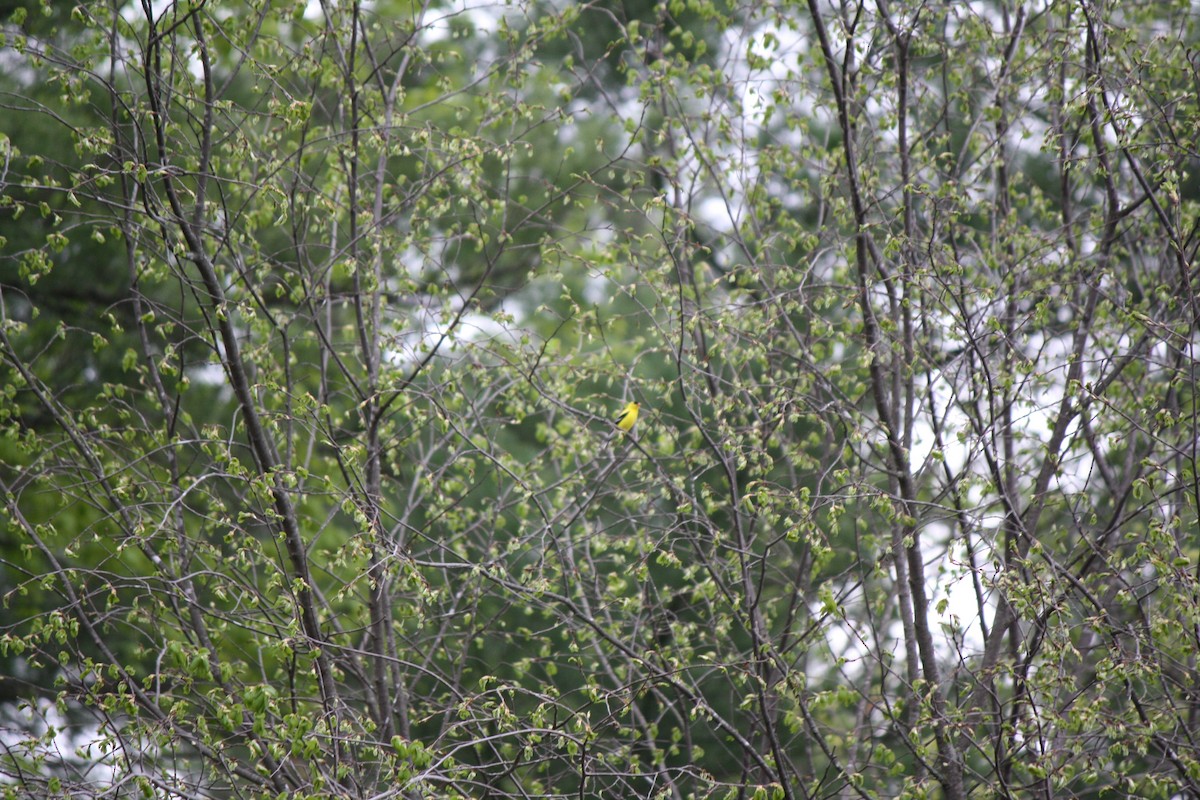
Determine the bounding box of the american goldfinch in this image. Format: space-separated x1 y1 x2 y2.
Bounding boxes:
615 401 640 433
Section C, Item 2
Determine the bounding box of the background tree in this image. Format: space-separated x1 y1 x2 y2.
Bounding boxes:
2 0 1199 798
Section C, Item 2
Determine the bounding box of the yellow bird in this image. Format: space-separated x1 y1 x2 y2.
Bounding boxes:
614 401 640 433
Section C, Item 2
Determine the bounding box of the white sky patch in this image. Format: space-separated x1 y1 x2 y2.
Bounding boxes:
188 362 229 387
380 289 530 373
0 696 117 787
895 271 1131 657
809 514 998 681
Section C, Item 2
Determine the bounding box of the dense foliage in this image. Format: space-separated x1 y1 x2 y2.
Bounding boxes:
2 0 1199 798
